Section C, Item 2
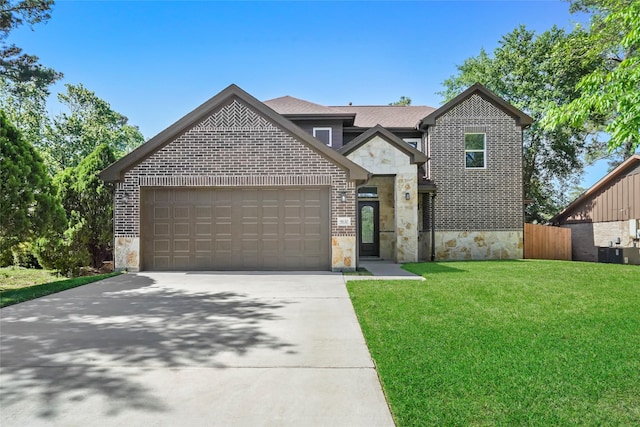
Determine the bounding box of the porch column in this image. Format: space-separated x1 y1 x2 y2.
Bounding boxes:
395 172 419 262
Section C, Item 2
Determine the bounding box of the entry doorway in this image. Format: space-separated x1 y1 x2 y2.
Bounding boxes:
358 201 379 257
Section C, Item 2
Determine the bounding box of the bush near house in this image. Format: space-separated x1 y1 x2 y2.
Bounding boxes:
347 260 639 426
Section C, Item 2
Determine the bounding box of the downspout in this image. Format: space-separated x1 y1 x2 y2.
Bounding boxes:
430 193 436 261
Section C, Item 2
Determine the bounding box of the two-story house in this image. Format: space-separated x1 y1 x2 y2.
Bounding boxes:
101 83 532 271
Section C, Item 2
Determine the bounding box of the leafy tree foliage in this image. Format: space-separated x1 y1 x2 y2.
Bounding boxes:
36 144 116 274
389 96 412 106
441 26 603 222
0 110 64 256
0 1 62 149
42 83 144 172
545 0 639 156
0 1 60 85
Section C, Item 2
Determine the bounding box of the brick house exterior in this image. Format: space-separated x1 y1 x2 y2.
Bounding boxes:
101 83 531 271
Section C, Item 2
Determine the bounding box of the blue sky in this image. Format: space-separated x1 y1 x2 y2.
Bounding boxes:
11 0 612 187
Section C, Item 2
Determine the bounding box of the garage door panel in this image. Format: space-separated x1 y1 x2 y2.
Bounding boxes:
155 207 170 220
154 240 170 253
142 187 330 270
174 223 189 236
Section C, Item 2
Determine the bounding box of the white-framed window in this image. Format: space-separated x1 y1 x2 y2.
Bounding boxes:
464 133 486 169
403 138 421 149
358 186 378 198
313 127 332 147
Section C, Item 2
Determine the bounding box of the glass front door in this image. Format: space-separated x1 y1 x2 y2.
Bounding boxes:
358 201 379 257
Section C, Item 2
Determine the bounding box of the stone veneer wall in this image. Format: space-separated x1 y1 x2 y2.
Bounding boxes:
361 176 395 260
562 219 640 262
429 94 524 260
346 135 418 262
114 97 357 271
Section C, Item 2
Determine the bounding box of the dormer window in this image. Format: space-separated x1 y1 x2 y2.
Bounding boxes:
313 127 332 147
403 138 420 149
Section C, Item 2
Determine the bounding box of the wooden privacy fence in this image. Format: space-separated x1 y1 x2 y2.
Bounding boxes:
524 223 572 260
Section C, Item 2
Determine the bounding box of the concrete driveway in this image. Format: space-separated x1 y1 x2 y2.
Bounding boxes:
0 272 394 426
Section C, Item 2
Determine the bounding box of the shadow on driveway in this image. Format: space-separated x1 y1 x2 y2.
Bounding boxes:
0 273 295 420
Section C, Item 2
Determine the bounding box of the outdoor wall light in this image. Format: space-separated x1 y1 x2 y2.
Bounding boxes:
405 192 411 200
340 192 347 203
121 191 132 202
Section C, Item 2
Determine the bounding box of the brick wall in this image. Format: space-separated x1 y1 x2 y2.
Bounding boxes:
429 94 523 231
114 97 356 239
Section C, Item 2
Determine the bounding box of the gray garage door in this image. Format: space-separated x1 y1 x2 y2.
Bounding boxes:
140 187 330 271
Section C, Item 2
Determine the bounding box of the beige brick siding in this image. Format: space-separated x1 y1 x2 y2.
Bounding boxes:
114 97 356 239
429 94 523 231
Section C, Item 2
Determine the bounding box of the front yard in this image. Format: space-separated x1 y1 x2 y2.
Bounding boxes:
347 260 640 426
0 267 121 307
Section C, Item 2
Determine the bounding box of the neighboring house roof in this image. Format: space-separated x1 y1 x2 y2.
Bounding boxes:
419 83 533 128
264 95 435 128
551 154 640 224
100 84 369 182
338 125 429 165
335 105 436 128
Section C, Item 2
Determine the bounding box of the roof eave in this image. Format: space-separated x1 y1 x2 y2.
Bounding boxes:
100 84 369 183
550 154 640 223
338 125 429 165
418 83 534 130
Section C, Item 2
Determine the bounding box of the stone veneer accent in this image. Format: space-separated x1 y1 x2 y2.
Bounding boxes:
346 135 419 262
435 231 523 260
428 94 523 260
562 219 639 262
114 97 357 271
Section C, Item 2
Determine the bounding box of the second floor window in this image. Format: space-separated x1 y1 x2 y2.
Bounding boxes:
403 138 420 149
465 133 486 168
313 127 332 147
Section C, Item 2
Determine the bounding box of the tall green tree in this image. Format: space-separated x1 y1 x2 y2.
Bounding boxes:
545 0 639 157
43 83 144 173
0 110 64 256
56 143 117 268
36 144 116 274
0 1 62 147
441 26 603 222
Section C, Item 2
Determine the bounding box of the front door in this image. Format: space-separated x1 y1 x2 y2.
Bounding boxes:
358 201 379 257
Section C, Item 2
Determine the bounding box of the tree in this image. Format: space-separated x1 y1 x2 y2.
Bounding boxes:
0 1 61 86
545 0 639 156
56 143 117 268
441 26 603 222
389 96 411 106
0 110 64 257
43 83 144 172
0 1 62 148
36 144 117 274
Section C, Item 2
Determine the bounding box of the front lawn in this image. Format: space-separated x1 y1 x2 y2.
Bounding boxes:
0 267 121 307
347 260 640 426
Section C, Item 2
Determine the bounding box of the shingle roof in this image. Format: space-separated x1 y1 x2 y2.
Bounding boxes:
264 96 435 128
264 96 350 115
335 105 436 128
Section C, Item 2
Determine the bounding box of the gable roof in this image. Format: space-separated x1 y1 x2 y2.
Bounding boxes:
335 105 435 128
264 96 349 115
419 83 533 128
551 154 640 223
338 125 429 164
265 96 435 129
100 84 369 182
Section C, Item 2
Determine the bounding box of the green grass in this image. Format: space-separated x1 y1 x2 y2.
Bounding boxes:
0 266 61 290
347 260 640 426
0 268 121 307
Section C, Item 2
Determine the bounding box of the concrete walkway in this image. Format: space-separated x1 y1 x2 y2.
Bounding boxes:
0 272 394 427
350 260 425 281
